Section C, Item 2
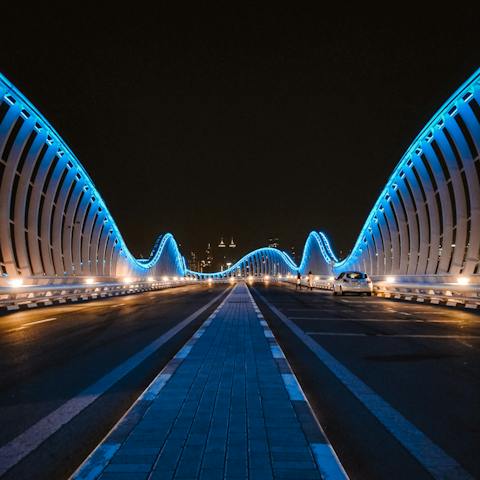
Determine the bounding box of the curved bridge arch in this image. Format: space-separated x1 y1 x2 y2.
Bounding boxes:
328 69 480 277
188 231 338 279
0 74 185 283
187 247 298 279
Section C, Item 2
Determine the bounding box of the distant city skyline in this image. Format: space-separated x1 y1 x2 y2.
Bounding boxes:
185 235 303 272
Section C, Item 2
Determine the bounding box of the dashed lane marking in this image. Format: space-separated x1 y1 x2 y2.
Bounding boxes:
290 317 478 324
6 317 58 332
306 332 480 339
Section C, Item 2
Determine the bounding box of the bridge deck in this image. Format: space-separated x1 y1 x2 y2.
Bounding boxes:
75 283 340 480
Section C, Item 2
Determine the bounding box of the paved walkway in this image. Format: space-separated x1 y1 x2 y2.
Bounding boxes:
74 283 345 480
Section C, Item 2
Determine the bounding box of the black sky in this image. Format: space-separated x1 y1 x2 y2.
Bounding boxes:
1 6 479 262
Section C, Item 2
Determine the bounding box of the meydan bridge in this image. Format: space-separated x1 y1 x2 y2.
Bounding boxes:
1 71 480 480
0 70 479 301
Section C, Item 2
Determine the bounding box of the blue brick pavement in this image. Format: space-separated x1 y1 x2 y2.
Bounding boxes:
95 283 323 479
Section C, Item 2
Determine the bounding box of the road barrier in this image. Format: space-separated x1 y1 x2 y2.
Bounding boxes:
268 274 480 310
372 275 480 309
0 277 199 312
2 274 479 312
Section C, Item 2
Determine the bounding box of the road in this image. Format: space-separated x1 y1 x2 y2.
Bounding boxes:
252 283 480 479
0 282 478 479
0 283 229 480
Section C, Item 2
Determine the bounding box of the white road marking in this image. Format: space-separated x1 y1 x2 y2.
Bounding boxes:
0 288 228 477
291 317 475 324
7 317 57 332
393 311 447 315
339 300 388 304
255 289 474 480
306 332 480 339
286 308 353 312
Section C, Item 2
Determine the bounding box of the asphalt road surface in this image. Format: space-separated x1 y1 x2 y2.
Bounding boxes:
0 283 229 480
252 283 480 479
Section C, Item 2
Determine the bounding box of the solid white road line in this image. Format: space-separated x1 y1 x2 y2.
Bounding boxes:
0 288 228 477
255 289 474 480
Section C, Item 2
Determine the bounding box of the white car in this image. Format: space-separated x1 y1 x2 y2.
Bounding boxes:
332 271 373 296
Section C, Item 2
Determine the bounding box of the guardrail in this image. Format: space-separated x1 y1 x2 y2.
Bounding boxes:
0 277 199 312
265 274 480 310
3 274 478 312
372 275 480 309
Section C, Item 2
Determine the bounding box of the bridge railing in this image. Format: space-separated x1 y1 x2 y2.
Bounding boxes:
3 274 478 312
0 277 198 312
372 275 480 308
276 274 480 309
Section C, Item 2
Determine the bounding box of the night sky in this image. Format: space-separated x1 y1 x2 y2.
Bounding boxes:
1 6 479 264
